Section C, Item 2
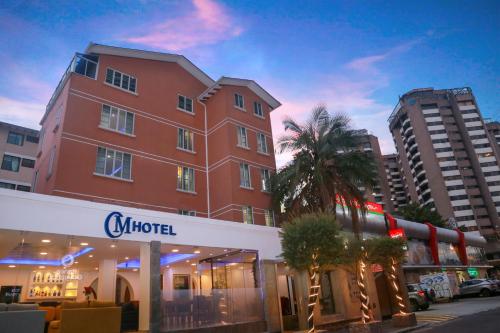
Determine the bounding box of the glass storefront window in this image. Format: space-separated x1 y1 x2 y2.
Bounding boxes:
405 239 433 265
438 242 461 265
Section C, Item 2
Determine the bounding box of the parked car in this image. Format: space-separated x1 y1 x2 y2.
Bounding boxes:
487 279 500 290
418 283 436 303
459 279 498 297
406 284 430 312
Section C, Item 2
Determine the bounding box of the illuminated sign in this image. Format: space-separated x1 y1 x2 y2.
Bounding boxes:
335 196 384 216
104 211 177 239
467 268 479 278
389 228 405 239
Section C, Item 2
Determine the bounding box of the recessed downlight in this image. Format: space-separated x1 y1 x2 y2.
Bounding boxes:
171 249 179 253
40 252 48 256
89 255 93 258
39 266 46 269
8 265 16 268
110 244 116 248
41 239 51 243
80 242 89 246
125 257 129 260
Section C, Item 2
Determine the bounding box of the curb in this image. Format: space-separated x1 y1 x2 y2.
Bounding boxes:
391 323 430 333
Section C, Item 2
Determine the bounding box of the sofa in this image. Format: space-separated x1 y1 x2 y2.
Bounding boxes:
0 303 45 333
48 301 121 333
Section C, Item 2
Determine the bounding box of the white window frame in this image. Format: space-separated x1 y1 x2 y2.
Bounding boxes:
242 206 254 224
237 126 249 149
100 104 135 136
240 163 252 189
47 146 56 179
177 95 194 114
257 133 268 154
264 209 275 227
94 147 133 181
177 128 194 152
177 166 195 193
260 168 271 192
105 67 137 94
234 93 245 110
254 102 264 118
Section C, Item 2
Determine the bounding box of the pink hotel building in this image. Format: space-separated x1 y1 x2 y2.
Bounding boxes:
34 43 281 226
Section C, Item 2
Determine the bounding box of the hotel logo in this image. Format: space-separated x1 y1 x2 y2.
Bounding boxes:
104 211 177 239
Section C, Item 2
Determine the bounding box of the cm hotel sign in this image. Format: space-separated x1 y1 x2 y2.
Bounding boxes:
104 211 177 239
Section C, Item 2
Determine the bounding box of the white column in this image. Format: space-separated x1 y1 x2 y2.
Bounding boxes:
139 242 151 332
97 259 117 302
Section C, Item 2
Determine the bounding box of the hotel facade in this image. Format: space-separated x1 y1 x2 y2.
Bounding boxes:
0 46 492 333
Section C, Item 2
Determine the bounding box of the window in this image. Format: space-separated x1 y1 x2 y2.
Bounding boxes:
7 132 24 146
54 105 63 131
240 163 251 188
254 102 263 117
26 135 39 144
21 158 35 168
257 133 268 154
177 128 194 151
261 168 271 192
95 147 132 180
16 185 31 192
100 105 134 135
177 166 195 192
234 93 244 109
73 54 98 79
47 146 56 179
37 128 45 156
178 210 196 216
237 126 249 148
264 210 275 227
0 182 16 190
1 155 20 172
178 95 193 113
105 68 137 93
242 206 253 224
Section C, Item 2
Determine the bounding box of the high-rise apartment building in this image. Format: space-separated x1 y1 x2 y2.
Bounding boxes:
382 153 408 212
34 43 280 226
388 87 500 256
357 131 394 212
0 121 39 192
486 120 500 151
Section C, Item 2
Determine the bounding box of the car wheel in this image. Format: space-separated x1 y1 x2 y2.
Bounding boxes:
420 303 430 310
410 299 419 312
479 289 491 297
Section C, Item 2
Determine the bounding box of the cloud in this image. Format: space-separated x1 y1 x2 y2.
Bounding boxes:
0 96 44 129
124 0 243 51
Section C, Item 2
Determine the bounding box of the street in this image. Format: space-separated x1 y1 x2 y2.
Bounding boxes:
414 307 500 333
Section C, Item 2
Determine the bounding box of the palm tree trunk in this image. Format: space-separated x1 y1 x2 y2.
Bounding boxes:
388 258 407 315
320 184 332 213
357 252 372 324
307 254 321 333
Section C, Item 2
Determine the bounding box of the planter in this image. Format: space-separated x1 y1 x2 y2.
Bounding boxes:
392 313 417 328
348 321 382 333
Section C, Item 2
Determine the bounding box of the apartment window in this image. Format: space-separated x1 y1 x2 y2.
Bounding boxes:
240 163 251 188
453 205 472 211
256 133 269 154
0 182 16 190
432 138 449 144
26 135 39 144
178 95 193 113
7 132 24 146
100 105 134 135
177 128 194 151
177 166 195 192
265 209 275 227
47 146 56 179
242 206 253 224
237 126 249 148
178 210 196 216
427 121 444 126
484 171 500 177
261 168 271 192
1 154 20 172
16 185 31 192
254 102 263 117
74 54 98 79
463 117 481 123
480 162 498 167
105 68 137 93
449 194 468 200
421 103 438 110
95 147 132 180
21 158 35 168
234 93 244 109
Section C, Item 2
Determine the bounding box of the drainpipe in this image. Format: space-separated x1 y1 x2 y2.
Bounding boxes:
197 99 211 218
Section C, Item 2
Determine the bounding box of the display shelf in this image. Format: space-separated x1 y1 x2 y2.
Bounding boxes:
28 269 79 300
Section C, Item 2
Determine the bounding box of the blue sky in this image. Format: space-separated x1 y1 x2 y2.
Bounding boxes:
1 0 498 166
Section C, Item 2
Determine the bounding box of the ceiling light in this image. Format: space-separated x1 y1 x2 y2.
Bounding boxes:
223 249 228 252
133 268 138 272
191 263 196 266
8 265 16 268
80 242 89 246
209 253 213 256
171 249 179 253
186 260 190 263
110 244 116 248
194 249 201 254
41 239 51 243
125 257 129 260
74 261 78 264
89 255 93 258
39 266 45 269
166 265 170 268
94 267 98 270
40 252 48 256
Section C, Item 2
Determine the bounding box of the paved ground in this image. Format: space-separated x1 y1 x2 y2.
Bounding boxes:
413 307 500 333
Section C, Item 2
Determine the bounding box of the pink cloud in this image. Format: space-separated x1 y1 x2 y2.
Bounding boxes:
0 96 44 129
124 0 243 51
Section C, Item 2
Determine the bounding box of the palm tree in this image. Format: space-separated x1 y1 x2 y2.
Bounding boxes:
271 105 379 324
272 105 377 237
